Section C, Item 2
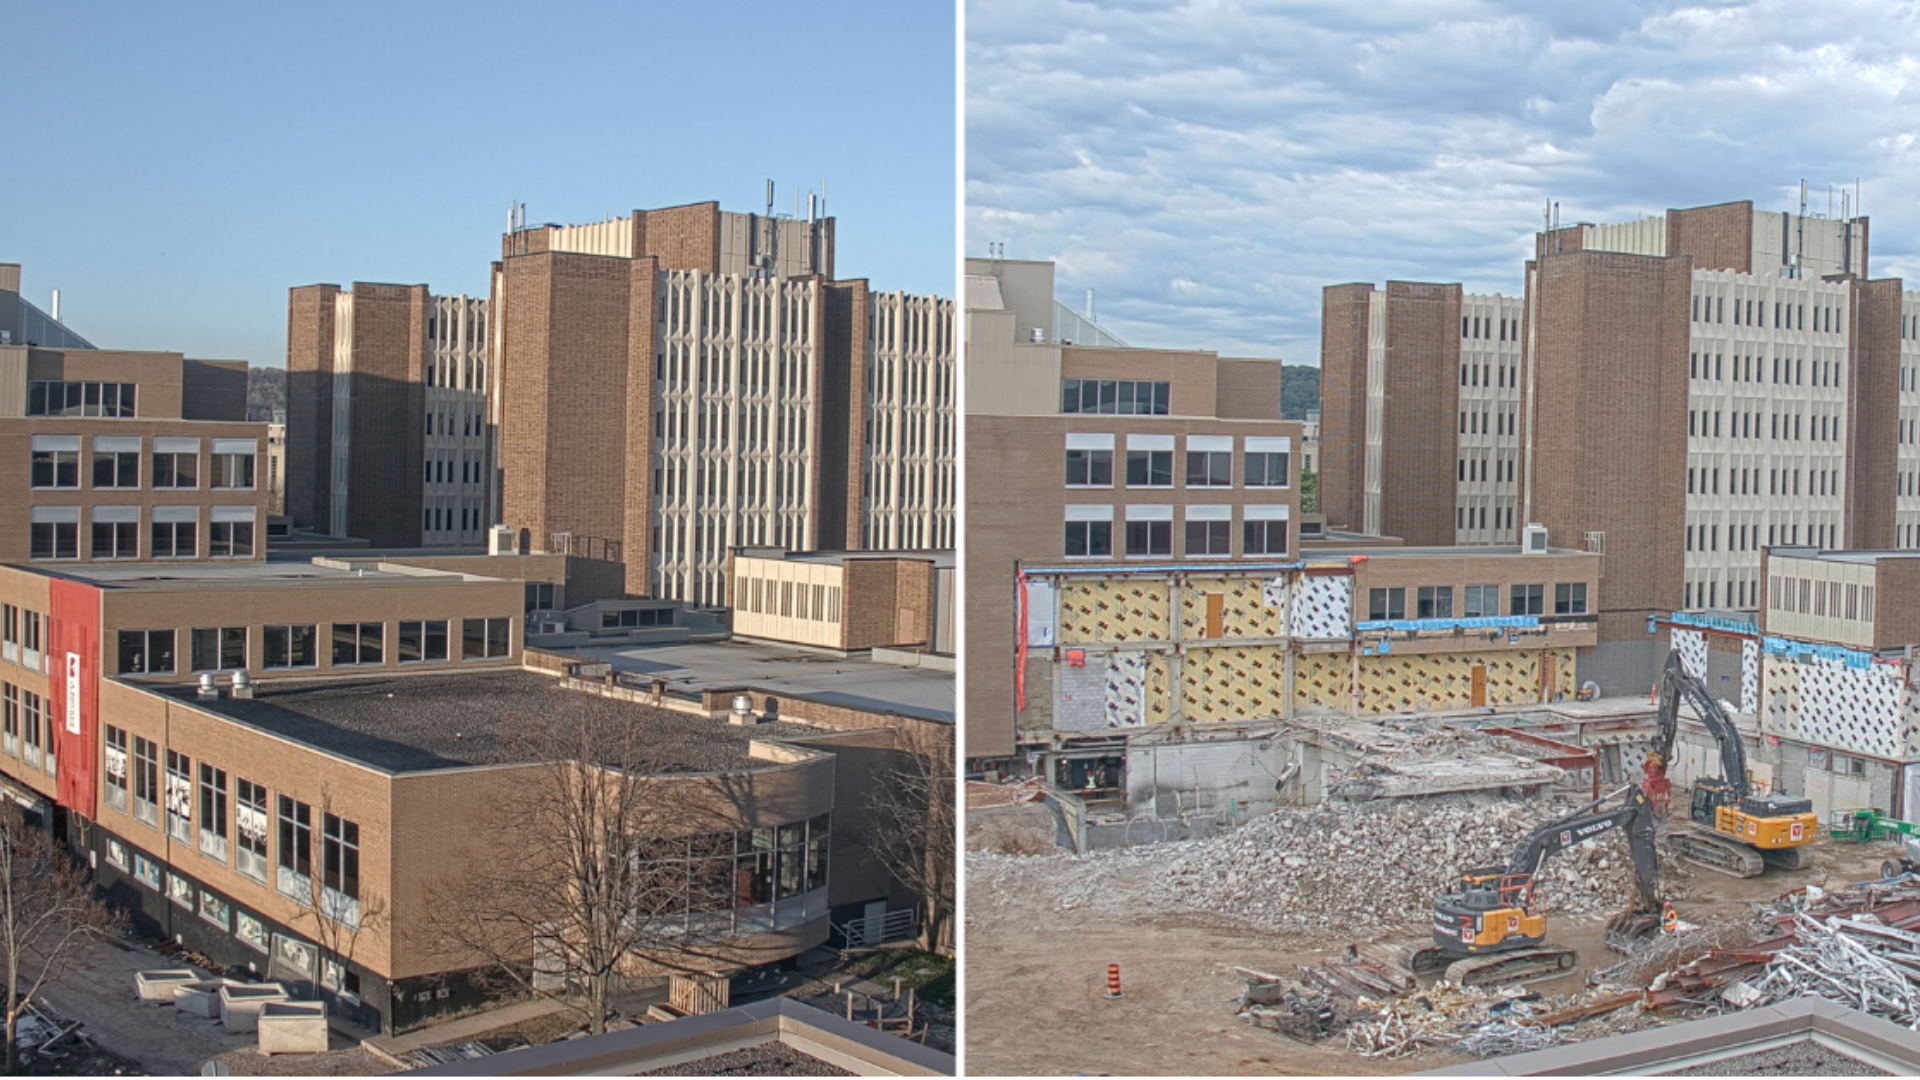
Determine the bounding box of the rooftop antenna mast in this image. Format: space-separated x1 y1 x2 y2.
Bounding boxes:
758 179 778 278
1795 180 1807 279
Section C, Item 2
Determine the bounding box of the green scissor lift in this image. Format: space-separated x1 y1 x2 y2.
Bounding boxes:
1828 808 1919 843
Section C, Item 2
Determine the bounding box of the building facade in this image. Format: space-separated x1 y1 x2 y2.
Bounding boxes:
491 200 952 606
2 346 267 566
965 258 1302 760
285 284 491 549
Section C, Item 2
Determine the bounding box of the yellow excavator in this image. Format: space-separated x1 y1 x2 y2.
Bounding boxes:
1386 783 1663 987
1645 650 1817 877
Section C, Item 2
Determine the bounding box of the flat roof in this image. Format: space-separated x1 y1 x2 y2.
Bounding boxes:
1770 546 1920 565
565 640 954 724
22 557 500 591
155 670 825 774
738 549 956 569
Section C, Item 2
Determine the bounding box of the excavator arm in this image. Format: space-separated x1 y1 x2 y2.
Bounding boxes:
1648 650 1749 801
1505 784 1661 915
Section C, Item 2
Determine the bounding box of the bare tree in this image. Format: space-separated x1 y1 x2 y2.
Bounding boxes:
419 701 736 1035
0 817 122 1071
863 723 955 955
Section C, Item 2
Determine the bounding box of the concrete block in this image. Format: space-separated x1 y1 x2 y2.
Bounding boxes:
256 1001 329 1055
135 969 199 1003
219 983 290 1033
174 980 233 1018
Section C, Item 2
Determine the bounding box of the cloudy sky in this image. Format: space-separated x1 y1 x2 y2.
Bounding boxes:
967 0 1920 362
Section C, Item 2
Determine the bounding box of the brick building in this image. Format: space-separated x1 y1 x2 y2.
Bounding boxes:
2 341 267 566
0 554 902 1033
1322 197 1916 693
964 257 1302 762
490 198 954 607
285 284 490 549
730 549 954 654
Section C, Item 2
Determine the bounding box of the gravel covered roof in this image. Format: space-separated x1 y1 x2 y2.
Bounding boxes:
158 670 825 774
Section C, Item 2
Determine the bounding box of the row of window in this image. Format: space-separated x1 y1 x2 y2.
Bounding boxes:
424 507 485 534
1693 295 1839 333
1688 465 1843 498
113 618 513 675
738 578 841 623
1688 409 1841 443
1460 408 1516 437
1365 583 1587 620
1458 457 1516 484
1686 520 1836 553
31 509 254 562
1691 351 1841 388
102 731 364 921
0 683 54 778
1460 362 1520 388
1461 314 1519 342
424 458 484 485
1060 379 1172 416
26 381 138 418
1769 576 1876 622
1456 504 1517 533
1683 578 1761 611
30 437 255 491
1065 448 1290 490
1063 511 1290 559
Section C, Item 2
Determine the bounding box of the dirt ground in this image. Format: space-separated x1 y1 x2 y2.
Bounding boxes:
964 803 1896 1076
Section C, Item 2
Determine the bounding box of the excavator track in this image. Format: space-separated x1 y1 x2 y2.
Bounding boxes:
1360 942 1454 980
1669 825 1766 878
1762 845 1809 871
1441 947 1578 989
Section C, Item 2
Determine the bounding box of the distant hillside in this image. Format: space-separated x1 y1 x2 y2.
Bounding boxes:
247 366 285 422
1281 364 1319 420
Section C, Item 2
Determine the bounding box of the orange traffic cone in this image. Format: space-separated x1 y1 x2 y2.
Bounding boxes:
1661 904 1678 935
1105 963 1123 999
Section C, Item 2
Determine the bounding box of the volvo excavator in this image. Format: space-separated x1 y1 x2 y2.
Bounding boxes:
1382 783 1663 988
1645 650 1818 877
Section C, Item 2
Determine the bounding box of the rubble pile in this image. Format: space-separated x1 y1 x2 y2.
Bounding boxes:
1154 796 1650 930
971 793 1667 933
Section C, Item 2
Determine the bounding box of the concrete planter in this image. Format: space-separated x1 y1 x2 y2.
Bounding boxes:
134 969 199 1003
173 980 233 1018
256 1002 329 1055
219 983 290 1034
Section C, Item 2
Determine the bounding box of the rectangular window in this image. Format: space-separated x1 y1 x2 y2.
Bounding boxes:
1368 588 1406 621
236 779 269 883
27 381 135 417
1510 584 1545 616
191 627 246 673
152 448 198 489
1245 451 1290 487
103 729 127 811
1063 520 1112 558
1 604 14 663
330 622 383 666
1554 582 1589 614
117 629 176 675
151 517 197 559
165 750 193 844
398 620 449 663
1243 519 1288 556
1184 450 1232 487
91 443 140 489
199 763 229 863
277 795 313 900
133 736 160 828
524 583 555 611
21 692 41 770
2 685 18 759
263 625 317 669
210 446 257 489
209 519 254 558
1462 584 1500 618
30 444 79 489
1417 586 1454 619
91 515 139 560
1061 379 1169 416
1125 450 1173 487
1184 520 1231 556
1124 520 1172 556
463 617 511 660
322 813 361 904
30 518 78 561
1064 449 1113 487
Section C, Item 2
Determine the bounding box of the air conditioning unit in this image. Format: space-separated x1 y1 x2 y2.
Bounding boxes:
1523 523 1549 554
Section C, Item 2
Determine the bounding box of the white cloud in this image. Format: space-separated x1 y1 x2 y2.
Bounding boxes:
967 0 1920 361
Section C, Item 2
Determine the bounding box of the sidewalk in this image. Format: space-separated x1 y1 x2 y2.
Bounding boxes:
361 997 575 1069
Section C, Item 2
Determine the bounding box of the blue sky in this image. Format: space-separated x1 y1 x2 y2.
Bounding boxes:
968 0 1920 362
4 1 956 366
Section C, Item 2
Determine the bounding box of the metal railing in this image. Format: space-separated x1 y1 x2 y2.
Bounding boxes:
838 908 917 950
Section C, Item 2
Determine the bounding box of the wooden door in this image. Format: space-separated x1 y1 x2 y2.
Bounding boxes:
1205 593 1224 639
1471 664 1487 707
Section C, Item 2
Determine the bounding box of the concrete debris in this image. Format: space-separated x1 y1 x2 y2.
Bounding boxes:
973 794 1658 932
1743 913 1920 1025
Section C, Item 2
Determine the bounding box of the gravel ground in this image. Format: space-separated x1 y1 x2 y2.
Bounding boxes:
209 1046 391 1076
637 1044 852 1075
1663 1040 1889 1076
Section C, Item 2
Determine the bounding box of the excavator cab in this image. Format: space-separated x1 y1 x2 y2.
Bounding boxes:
1430 870 1546 954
